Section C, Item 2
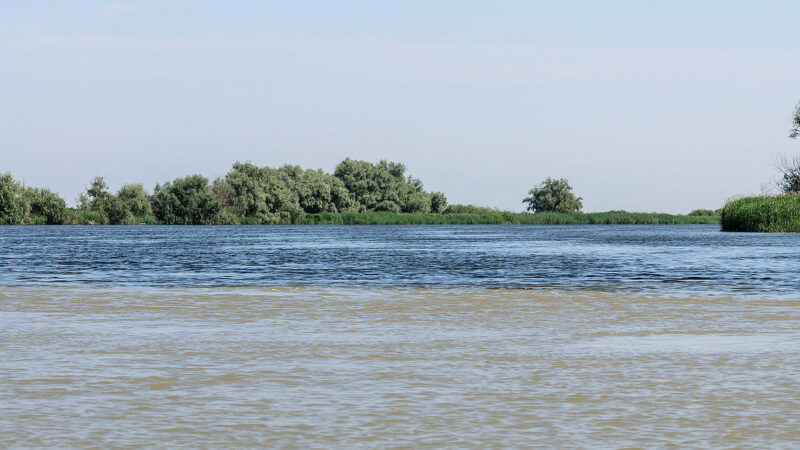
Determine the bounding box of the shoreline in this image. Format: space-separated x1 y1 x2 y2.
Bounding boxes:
13 211 720 226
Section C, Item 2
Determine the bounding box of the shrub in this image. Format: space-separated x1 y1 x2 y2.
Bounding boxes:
374 200 401 213
105 196 132 225
66 209 109 225
688 209 718 217
23 188 67 224
153 174 223 225
444 204 495 214
117 183 153 217
0 173 29 224
430 192 448 214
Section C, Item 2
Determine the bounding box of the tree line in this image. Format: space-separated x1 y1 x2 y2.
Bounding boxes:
0 159 450 225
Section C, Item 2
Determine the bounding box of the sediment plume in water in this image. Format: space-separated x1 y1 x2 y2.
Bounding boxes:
2 286 799 447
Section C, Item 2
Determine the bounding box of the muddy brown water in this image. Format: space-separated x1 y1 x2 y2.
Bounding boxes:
2 286 799 447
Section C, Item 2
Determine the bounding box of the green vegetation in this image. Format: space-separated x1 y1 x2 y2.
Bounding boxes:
688 208 720 217
1 160 720 226
721 103 800 232
333 158 444 214
153 175 223 225
721 195 800 232
0 173 30 225
296 211 719 225
24 187 67 224
776 154 800 194
523 177 583 213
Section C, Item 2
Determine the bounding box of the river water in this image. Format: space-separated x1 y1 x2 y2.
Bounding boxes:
2 225 799 446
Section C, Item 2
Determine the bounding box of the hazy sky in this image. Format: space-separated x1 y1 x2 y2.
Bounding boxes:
2 1 799 212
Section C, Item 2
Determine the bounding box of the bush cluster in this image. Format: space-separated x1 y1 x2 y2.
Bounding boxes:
1 159 449 225
0 173 68 225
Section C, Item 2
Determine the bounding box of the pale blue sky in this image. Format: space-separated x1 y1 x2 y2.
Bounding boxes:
2 1 799 212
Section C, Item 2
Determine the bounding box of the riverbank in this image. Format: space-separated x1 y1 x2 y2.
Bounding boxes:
31 210 722 225
294 211 719 225
721 194 800 232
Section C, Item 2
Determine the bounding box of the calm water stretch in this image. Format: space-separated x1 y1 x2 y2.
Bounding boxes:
2 225 800 447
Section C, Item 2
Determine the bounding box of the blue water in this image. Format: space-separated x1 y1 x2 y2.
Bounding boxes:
1 225 798 296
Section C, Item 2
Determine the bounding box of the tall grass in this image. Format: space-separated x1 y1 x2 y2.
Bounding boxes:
721 195 800 232
52 209 720 225
294 211 720 225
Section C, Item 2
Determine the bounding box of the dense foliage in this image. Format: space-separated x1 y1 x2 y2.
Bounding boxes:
118 183 153 217
687 209 720 217
54 159 445 224
334 159 444 213
523 178 583 213
3 159 720 226
0 173 30 225
24 187 67 224
0 173 69 225
791 103 800 139
721 195 800 232
153 175 223 225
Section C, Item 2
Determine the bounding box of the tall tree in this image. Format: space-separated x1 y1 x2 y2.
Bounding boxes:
523 178 583 213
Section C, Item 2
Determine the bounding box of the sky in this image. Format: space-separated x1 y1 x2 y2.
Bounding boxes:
1 1 799 212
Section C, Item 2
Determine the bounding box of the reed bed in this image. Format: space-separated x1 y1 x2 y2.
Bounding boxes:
721 195 800 232
56 209 720 225
294 211 720 225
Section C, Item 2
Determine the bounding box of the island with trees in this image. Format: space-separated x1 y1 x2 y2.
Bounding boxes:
0 157 718 226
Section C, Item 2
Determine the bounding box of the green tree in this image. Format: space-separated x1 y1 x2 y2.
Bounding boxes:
117 183 153 217
277 165 355 213
334 158 434 213
81 176 134 224
107 196 132 224
0 173 29 225
523 178 583 213
225 162 299 223
791 103 800 139
87 176 111 211
153 174 222 224
430 192 448 214
334 158 397 211
23 187 67 224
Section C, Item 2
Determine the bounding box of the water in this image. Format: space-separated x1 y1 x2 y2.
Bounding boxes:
1 225 799 295
2 225 799 447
